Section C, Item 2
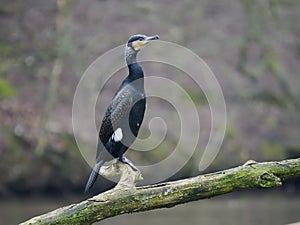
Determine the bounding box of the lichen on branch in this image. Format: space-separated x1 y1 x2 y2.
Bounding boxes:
20 158 300 225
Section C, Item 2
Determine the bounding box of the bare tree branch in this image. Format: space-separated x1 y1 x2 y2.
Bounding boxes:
20 158 300 225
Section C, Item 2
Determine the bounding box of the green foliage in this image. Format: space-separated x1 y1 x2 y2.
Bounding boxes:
260 141 286 160
286 145 300 158
58 134 89 184
0 78 16 98
251 92 287 107
185 88 208 106
0 42 15 58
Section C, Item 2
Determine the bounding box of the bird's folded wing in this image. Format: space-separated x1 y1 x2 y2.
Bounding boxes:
98 89 133 150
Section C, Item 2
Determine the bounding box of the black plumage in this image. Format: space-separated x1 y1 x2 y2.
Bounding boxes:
84 34 159 193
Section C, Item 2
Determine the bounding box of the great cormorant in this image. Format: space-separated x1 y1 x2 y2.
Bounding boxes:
84 34 159 193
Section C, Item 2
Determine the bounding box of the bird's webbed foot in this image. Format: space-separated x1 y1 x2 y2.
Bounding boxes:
114 157 143 190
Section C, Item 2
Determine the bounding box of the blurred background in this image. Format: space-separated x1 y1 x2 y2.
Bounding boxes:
0 0 300 224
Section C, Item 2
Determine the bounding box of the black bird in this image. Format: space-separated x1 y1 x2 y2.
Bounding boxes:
84 34 159 193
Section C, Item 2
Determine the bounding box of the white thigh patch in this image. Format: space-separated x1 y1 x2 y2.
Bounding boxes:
112 128 123 142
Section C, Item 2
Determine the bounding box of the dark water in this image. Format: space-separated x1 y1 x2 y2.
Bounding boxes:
2 192 300 225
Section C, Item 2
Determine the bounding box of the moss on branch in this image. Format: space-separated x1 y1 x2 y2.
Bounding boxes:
20 158 300 225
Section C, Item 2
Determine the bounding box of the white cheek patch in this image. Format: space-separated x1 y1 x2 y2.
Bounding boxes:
112 128 123 142
132 41 140 51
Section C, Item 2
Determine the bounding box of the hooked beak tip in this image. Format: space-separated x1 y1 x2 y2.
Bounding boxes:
147 35 160 41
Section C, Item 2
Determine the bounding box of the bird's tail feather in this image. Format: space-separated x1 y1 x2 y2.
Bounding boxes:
84 161 103 193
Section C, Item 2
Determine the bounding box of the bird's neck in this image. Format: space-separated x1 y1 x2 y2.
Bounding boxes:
127 62 144 80
124 63 144 92
125 47 144 88
125 47 137 65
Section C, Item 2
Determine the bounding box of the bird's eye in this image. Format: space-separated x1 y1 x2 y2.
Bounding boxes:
139 37 144 41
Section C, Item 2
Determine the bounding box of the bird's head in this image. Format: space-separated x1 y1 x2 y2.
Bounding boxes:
127 34 159 52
